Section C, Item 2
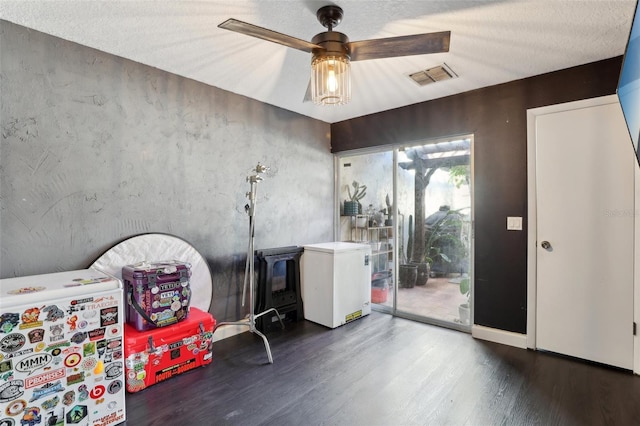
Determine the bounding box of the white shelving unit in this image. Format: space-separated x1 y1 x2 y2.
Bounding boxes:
343 215 393 274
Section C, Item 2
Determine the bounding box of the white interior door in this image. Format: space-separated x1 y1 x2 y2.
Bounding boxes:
534 96 634 369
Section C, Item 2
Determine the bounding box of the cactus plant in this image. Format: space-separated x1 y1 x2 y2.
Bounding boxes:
384 193 392 225
347 181 367 202
345 181 366 215
407 214 413 259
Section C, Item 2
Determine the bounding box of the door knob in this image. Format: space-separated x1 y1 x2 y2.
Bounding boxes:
541 241 552 250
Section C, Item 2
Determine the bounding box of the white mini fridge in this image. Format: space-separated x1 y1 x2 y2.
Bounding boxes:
301 242 371 328
0 269 126 426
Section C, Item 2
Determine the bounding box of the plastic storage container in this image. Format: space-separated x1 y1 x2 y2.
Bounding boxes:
123 306 215 392
122 260 192 331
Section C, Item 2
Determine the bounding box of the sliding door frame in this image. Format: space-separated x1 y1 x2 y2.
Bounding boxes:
334 135 474 333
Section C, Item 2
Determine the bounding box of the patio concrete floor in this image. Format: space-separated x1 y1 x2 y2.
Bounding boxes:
374 276 469 324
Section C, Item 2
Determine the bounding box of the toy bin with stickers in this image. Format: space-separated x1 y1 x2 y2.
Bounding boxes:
0 269 126 426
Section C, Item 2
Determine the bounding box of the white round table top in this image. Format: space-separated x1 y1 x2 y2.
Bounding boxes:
90 233 212 311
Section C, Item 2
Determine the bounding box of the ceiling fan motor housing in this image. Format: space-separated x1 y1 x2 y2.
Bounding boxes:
311 31 350 60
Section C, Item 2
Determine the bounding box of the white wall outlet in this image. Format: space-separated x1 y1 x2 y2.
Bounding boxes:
507 216 523 231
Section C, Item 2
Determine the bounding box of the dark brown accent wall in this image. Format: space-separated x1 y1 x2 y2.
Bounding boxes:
331 57 623 333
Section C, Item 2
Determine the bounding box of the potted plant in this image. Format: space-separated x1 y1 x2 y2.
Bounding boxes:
383 194 393 226
458 277 470 325
424 206 468 277
344 180 366 216
401 212 430 287
399 214 418 288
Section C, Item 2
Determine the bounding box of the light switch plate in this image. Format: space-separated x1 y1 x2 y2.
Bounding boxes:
507 216 523 231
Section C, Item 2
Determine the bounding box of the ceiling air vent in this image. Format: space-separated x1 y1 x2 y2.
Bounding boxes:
409 63 457 86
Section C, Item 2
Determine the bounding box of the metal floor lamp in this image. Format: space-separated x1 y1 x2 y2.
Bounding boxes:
213 163 283 364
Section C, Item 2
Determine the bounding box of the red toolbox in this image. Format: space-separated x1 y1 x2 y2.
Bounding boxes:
122 260 192 330
123 306 215 392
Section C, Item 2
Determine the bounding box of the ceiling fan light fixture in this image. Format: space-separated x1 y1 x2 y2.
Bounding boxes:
311 53 351 105
218 4 450 107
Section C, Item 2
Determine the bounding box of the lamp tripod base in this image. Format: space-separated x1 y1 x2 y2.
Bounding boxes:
213 162 282 364
214 307 284 364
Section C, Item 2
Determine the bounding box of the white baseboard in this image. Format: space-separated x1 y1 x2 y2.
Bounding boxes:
212 321 249 343
472 325 528 349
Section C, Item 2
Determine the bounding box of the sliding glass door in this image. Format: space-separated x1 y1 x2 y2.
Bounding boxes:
336 136 473 331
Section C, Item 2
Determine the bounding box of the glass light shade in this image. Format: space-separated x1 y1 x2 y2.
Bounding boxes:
311 55 351 105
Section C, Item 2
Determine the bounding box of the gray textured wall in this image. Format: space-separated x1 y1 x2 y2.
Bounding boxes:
0 21 333 322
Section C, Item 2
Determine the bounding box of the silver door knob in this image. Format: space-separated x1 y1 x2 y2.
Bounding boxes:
541 241 552 250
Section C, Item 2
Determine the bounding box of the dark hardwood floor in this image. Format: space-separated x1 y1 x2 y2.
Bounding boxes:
124 311 640 425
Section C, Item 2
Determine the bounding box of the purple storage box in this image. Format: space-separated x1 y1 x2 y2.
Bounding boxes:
122 260 192 331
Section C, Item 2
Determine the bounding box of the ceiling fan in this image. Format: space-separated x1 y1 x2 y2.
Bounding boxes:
219 5 451 105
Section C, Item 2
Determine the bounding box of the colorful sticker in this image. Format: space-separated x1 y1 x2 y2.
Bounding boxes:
28 380 64 402
70 276 112 286
41 395 60 410
66 315 79 331
105 362 122 380
0 360 12 374
42 305 65 322
44 407 64 426
107 380 122 395
155 359 197 383
4 398 26 416
64 353 81 369
83 342 95 357
96 340 107 359
24 368 64 390
7 286 45 295
0 380 24 403
0 334 26 353
66 372 85 386
66 405 87 423
100 308 117 327
20 407 41 426
93 360 104 375
81 357 96 371
77 385 88 402
0 313 20 334
88 328 105 342
62 390 75 406
70 333 87 345
126 378 146 392
48 325 64 342
107 325 120 338
82 310 97 320
19 308 43 329
27 329 44 344
15 353 52 375
89 385 105 399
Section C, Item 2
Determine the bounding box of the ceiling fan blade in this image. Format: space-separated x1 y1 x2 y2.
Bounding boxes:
348 31 450 61
219 18 321 53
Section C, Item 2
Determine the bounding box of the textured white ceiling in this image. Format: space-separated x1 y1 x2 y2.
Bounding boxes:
0 0 636 123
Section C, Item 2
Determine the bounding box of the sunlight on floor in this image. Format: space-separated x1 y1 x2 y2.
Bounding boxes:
375 276 469 324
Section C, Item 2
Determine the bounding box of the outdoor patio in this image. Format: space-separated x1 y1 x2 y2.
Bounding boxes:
377 276 469 324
